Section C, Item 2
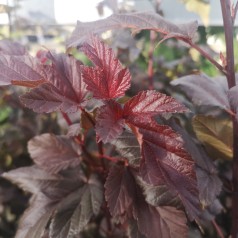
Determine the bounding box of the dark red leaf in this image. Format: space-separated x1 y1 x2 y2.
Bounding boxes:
43 52 88 106
95 101 124 143
0 40 27 55
67 12 198 48
28 133 81 174
50 175 103 237
139 121 200 220
228 85 238 121
80 36 131 99
170 121 222 206
124 90 187 123
105 166 135 220
20 83 83 113
171 74 230 110
133 191 188 238
0 54 46 87
112 130 141 167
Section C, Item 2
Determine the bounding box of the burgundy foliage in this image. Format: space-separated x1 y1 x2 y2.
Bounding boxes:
0 8 231 236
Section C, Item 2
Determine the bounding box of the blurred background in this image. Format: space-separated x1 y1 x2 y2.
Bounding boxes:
0 0 237 237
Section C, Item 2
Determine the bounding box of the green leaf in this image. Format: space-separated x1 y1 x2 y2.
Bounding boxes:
192 115 233 160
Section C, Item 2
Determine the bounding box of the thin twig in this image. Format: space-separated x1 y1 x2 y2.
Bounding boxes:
61 112 72 126
212 219 225 238
188 41 227 75
220 0 236 88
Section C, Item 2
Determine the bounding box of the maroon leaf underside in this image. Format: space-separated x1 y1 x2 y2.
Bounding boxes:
0 40 27 55
21 53 89 113
66 12 198 48
44 52 88 103
0 54 46 87
28 133 82 174
20 83 83 113
139 122 200 220
80 36 131 99
96 101 124 143
171 74 230 110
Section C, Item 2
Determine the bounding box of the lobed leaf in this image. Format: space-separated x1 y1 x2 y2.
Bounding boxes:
170 121 222 206
2 165 102 237
28 133 82 174
44 52 88 102
20 83 84 113
50 175 103 238
133 192 188 238
124 90 188 123
112 130 142 167
0 40 27 55
95 101 124 143
1 165 60 194
139 121 200 220
171 74 230 110
81 36 131 99
105 166 135 220
228 85 238 121
192 115 233 160
0 54 46 87
67 12 198 48
15 194 55 238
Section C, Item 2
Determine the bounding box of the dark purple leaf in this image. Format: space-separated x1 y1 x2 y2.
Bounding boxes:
112 130 141 167
80 35 131 99
136 177 182 208
133 192 188 238
15 194 55 238
0 40 27 55
169 120 222 206
171 74 230 110
228 85 238 121
127 220 146 238
40 52 88 111
67 12 198 48
139 121 200 220
2 165 60 194
50 175 103 237
20 83 84 113
95 101 124 143
0 54 46 87
28 133 81 174
105 166 135 220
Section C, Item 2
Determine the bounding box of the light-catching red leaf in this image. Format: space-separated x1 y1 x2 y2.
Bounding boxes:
95 101 124 143
81 36 131 99
124 90 187 123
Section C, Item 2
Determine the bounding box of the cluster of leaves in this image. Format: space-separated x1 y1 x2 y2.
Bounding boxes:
0 10 237 238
